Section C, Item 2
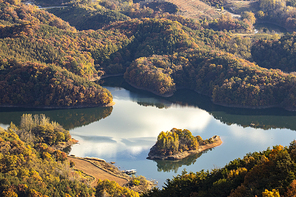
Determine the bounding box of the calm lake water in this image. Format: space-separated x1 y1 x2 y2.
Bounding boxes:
1 77 296 187
254 22 287 34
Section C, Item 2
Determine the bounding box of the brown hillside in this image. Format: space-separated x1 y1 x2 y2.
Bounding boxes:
68 157 129 187
164 0 220 19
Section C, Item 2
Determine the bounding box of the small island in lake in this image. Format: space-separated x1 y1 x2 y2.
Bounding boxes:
147 128 222 160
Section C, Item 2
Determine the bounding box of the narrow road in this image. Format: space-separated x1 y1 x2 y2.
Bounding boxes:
68 157 128 187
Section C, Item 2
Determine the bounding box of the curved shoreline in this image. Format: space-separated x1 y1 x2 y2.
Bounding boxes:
125 82 291 111
67 156 157 192
132 84 296 111
254 20 292 32
147 137 222 160
98 75 295 111
210 100 281 110
125 81 175 98
0 101 115 110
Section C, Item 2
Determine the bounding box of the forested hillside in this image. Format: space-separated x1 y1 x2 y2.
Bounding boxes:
252 32 296 72
143 141 296 197
0 114 149 196
0 115 94 196
48 3 130 30
0 60 112 107
124 49 296 109
0 0 115 107
2 0 296 110
4 0 296 112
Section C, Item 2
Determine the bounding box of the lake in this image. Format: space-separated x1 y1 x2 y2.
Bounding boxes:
1 77 296 187
254 22 288 34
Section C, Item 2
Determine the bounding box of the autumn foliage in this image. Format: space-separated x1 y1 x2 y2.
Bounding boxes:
0 59 112 107
0 115 94 196
143 142 296 197
150 128 210 156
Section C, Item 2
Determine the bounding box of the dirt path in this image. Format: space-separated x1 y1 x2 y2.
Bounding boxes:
68 157 128 187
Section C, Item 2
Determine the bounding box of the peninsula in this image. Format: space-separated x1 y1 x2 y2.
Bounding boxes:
147 128 222 160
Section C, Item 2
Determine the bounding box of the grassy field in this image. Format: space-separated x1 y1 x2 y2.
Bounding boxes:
224 0 260 14
166 0 221 19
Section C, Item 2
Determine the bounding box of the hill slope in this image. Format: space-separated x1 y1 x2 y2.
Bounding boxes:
0 1 114 108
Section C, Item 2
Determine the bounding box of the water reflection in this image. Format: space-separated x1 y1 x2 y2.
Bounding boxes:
254 22 287 34
68 86 296 182
1 77 296 187
101 76 296 131
0 106 113 130
154 152 203 173
169 89 296 131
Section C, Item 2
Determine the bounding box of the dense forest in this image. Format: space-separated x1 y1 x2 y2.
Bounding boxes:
255 0 296 29
1 0 296 196
0 0 287 110
48 3 130 31
0 0 115 108
0 114 94 196
252 32 296 72
124 50 296 109
0 60 112 107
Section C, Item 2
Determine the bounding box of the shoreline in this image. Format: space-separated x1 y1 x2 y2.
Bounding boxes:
254 20 293 32
126 83 296 111
125 80 175 98
28 74 291 112
147 136 222 160
99 73 124 80
0 101 115 110
125 81 292 111
67 156 130 187
210 100 281 110
97 73 292 111
67 155 157 192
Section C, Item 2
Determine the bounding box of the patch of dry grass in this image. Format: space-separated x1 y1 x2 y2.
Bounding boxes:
166 0 221 19
225 0 259 14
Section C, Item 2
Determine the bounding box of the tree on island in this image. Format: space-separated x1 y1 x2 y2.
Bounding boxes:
152 128 211 156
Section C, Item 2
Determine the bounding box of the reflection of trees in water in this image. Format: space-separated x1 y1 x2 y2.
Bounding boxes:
102 76 296 131
208 108 296 131
2 76 295 131
140 88 296 131
154 152 203 173
0 107 113 130
167 89 296 131
137 102 167 109
131 84 296 131
50 107 113 130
